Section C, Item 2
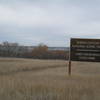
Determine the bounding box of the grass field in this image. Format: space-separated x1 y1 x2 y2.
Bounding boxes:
0 57 100 100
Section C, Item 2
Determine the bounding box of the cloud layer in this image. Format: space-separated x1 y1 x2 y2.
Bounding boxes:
0 0 100 46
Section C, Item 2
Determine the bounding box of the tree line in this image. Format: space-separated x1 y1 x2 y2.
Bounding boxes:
0 41 69 60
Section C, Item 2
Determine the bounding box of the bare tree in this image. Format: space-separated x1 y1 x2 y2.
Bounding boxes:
31 44 48 59
1 41 19 57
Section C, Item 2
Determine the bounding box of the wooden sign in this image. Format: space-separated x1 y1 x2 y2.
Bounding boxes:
68 38 100 76
70 38 100 62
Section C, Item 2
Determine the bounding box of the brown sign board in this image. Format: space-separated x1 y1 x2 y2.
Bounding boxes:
70 38 100 62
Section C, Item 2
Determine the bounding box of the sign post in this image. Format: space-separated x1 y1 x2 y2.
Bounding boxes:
68 39 72 76
69 38 100 75
68 60 71 75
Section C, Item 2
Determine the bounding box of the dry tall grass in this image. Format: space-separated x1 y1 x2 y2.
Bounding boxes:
0 57 100 100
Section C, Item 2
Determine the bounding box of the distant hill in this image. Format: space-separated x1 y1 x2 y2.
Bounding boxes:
0 45 69 53
26 46 69 51
48 47 69 51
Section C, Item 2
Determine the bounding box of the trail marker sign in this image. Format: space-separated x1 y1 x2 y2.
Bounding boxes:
68 38 100 75
70 38 100 62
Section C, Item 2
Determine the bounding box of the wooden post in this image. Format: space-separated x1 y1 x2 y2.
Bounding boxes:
68 38 72 76
68 60 71 75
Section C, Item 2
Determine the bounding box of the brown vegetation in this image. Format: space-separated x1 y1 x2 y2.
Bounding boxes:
0 58 100 100
0 42 68 59
26 44 68 59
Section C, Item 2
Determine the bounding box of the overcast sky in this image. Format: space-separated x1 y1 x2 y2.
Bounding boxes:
0 0 100 47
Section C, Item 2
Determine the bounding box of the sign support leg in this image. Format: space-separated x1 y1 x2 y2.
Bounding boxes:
68 60 71 76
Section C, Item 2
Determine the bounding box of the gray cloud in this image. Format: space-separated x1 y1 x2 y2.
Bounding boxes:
0 0 100 46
